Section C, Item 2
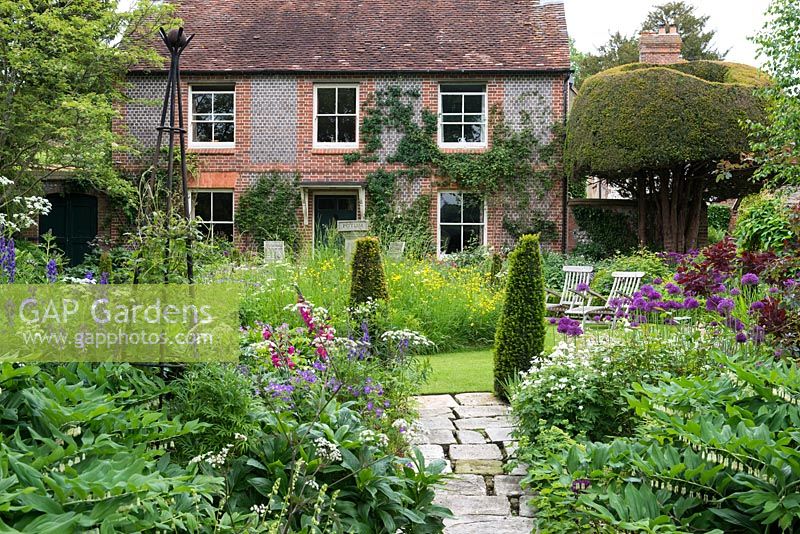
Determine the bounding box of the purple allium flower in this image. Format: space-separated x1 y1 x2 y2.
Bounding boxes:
575 282 590 292
556 317 583 337
750 301 766 312
653 277 663 285
549 317 557 325
735 332 747 343
45 258 58 283
683 297 700 310
706 296 721 312
730 288 741 296
716 298 735 314
769 286 779 294
741 273 760 286
665 283 682 296
785 279 796 289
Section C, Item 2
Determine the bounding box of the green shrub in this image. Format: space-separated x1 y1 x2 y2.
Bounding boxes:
530 351 800 533
592 248 671 294
0 363 221 531
572 206 639 260
735 192 795 251
494 234 546 397
350 236 389 306
235 172 302 249
512 333 713 443
707 203 732 231
168 364 261 459
98 250 112 279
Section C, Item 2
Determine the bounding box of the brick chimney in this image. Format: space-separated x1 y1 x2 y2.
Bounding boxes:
639 24 684 65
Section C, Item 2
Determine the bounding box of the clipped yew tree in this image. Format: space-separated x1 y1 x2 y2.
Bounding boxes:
494 234 546 398
350 237 389 306
566 61 769 252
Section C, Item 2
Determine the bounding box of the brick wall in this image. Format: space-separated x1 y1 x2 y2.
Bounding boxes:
115 71 569 254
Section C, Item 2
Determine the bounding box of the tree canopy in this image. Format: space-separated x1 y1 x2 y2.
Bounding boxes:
566 61 769 251
0 0 174 214
749 0 800 187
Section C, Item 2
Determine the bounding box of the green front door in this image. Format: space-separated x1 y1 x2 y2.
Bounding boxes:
314 195 357 245
40 194 98 266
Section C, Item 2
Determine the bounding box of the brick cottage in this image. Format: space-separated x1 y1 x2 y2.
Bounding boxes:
48 0 574 262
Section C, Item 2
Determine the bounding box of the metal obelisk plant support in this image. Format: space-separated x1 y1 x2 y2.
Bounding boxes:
146 27 195 284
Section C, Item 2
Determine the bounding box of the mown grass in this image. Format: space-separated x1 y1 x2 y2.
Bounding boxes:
420 327 557 394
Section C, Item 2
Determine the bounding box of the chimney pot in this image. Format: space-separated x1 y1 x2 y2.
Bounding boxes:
640 25 684 64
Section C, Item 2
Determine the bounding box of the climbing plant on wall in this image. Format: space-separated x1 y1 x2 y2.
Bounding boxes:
345 85 562 249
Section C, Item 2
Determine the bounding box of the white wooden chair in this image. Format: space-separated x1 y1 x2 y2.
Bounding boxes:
565 271 645 327
546 266 594 315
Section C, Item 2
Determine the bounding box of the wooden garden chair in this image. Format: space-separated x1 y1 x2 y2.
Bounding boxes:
545 266 594 315
565 271 645 327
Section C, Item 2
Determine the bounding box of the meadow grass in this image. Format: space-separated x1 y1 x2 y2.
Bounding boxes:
220 243 503 352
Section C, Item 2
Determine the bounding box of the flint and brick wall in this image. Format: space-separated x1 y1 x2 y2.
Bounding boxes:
114 72 568 253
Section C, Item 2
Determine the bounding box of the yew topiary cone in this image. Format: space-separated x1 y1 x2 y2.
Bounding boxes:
350 236 389 306
494 234 546 398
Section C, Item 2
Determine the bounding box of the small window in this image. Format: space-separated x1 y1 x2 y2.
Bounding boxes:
438 192 485 255
191 190 234 241
439 84 487 147
190 85 235 147
314 85 359 147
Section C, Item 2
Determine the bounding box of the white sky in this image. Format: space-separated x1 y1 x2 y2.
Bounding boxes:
564 0 770 66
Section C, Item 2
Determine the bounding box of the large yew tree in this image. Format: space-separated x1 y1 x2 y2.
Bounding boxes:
566 61 769 252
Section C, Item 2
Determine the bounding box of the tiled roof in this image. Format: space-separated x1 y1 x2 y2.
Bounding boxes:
133 0 570 73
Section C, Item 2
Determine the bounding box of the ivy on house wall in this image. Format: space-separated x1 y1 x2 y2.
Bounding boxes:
345 85 562 248
235 172 302 249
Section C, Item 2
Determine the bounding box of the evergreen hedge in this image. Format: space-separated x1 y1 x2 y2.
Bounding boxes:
350 237 389 306
566 61 767 181
494 234 546 398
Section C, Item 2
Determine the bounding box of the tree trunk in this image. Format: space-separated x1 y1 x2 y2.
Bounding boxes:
685 176 706 250
637 175 647 246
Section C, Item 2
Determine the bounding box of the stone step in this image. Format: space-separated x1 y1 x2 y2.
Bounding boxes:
434 495 510 516
454 416 514 430
453 405 510 419
444 515 535 534
435 474 487 496
454 392 506 406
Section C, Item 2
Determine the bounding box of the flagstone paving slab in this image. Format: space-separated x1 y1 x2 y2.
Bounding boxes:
485 427 515 443
434 495 510 516
427 428 457 445
436 474 487 496
420 416 456 431
454 416 514 430
416 394 534 531
456 430 486 444
444 516 535 534
450 444 502 461
454 392 506 406
493 475 528 497
453 405 510 419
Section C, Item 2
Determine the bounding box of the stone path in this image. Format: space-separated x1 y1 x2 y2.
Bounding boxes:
413 393 533 533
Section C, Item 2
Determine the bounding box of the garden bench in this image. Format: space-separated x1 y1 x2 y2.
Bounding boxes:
545 266 594 315
387 241 406 261
565 271 645 327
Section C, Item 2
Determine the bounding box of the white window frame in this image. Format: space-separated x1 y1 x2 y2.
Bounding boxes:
313 84 360 149
436 191 487 258
438 84 488 148
188 86 236 148
190 189 235 240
